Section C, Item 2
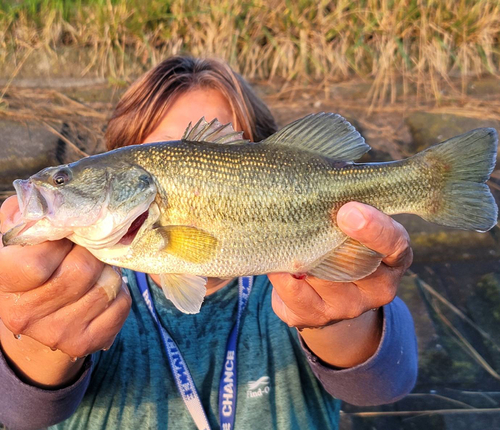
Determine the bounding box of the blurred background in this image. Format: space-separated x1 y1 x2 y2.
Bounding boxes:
0 1 500 429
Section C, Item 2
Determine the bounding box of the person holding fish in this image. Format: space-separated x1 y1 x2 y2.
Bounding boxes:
0 56 495 429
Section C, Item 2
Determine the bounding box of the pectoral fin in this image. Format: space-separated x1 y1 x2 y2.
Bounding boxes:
155 226 218 264
308 238 384 282
160 273 207 314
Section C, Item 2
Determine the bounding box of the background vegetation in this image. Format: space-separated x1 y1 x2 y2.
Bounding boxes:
0 0 499 104
1 3 500 429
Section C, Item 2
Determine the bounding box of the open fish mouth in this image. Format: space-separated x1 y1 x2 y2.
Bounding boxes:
117 210 149 245
14 179 49 220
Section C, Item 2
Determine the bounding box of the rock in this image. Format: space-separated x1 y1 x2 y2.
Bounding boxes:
0 119 60 193
406 112 500 154
328 81 373 100
0 118 103 204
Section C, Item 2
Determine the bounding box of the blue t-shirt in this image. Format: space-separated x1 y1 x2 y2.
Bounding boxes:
0 270 418 430
51 272 341 429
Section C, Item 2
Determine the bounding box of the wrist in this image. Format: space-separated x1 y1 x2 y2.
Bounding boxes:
299 308 383 368
0 320 85 389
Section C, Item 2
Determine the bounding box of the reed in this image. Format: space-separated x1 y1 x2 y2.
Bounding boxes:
1 0 499 104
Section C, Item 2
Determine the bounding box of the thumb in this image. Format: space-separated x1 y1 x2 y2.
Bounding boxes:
0 196 22 234
337 202 411 267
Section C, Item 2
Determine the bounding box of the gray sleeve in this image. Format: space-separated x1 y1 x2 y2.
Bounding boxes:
0 348 93 430
300 297 418 406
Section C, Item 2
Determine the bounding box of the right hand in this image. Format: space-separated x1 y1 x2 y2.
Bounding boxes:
0 196 132 386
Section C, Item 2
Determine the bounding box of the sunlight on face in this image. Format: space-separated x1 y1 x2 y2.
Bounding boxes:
143 87 239 143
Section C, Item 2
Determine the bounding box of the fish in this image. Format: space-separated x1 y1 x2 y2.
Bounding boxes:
2 113 498 313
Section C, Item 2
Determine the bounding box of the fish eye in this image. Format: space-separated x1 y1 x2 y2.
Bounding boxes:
52 169 72 187
139 174 150 186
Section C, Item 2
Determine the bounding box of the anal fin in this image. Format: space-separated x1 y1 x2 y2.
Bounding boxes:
308 238 384 282
160 273 207 314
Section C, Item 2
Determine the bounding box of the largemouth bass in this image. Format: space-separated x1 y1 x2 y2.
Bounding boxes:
3 113 498 313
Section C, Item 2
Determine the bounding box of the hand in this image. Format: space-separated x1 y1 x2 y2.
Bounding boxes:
269 202 412 367
0 196 132 388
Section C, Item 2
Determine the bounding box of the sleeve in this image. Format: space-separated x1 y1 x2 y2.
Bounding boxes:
0 349 94 430
300 297 418 406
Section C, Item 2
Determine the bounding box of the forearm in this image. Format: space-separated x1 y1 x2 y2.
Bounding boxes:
301 297 418 406
299 308 383 368
0 334 93 430
0 320 84 388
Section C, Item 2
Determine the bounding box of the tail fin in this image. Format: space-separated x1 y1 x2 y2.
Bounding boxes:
419 128 498 232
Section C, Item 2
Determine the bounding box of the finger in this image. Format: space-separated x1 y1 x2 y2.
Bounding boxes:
25 283 131 357
269 273 334 327
354 264 402 307
337 202 412 268
0 246 105 336
269 273 324 312
12 260 113 328
271 288 299 326
302 275 368 319
0 240 73 292
79 284 131 355
0 196 21 233
309 263 400 312
51 267 124 332
77 266 124 324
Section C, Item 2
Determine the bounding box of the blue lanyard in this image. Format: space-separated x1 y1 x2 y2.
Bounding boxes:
218 276 252 430
135 272 253 430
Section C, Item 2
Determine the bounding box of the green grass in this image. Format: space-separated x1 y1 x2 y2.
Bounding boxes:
0 0 499 103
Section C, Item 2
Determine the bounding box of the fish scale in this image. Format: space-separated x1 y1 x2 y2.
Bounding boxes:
4 113 498 313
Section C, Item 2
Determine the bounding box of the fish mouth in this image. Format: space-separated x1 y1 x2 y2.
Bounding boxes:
118 210 149 245
14 179 48 220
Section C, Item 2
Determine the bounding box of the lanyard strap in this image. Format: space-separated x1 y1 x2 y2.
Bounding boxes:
135 272 253 430
218 276 252 430
136 272 211 430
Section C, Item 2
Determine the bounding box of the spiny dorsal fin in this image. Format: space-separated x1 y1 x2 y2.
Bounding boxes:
182 117 249 145
262 113 369 161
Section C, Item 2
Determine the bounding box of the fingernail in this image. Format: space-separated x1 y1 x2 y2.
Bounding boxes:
97 266 122 301
342 207 366 231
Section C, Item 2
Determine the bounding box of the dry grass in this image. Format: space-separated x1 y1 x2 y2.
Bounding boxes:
1 0 499 105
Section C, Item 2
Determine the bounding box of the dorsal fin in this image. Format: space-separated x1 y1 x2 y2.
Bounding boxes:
182 117 249 144
262 113 369 161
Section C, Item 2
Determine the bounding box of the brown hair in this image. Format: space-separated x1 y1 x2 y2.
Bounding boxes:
105 56 278 150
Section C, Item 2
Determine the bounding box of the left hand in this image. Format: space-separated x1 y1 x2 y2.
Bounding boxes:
269 202 412 366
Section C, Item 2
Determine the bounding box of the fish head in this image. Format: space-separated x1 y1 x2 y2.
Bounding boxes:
15 163 110 226
4 156 158 248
